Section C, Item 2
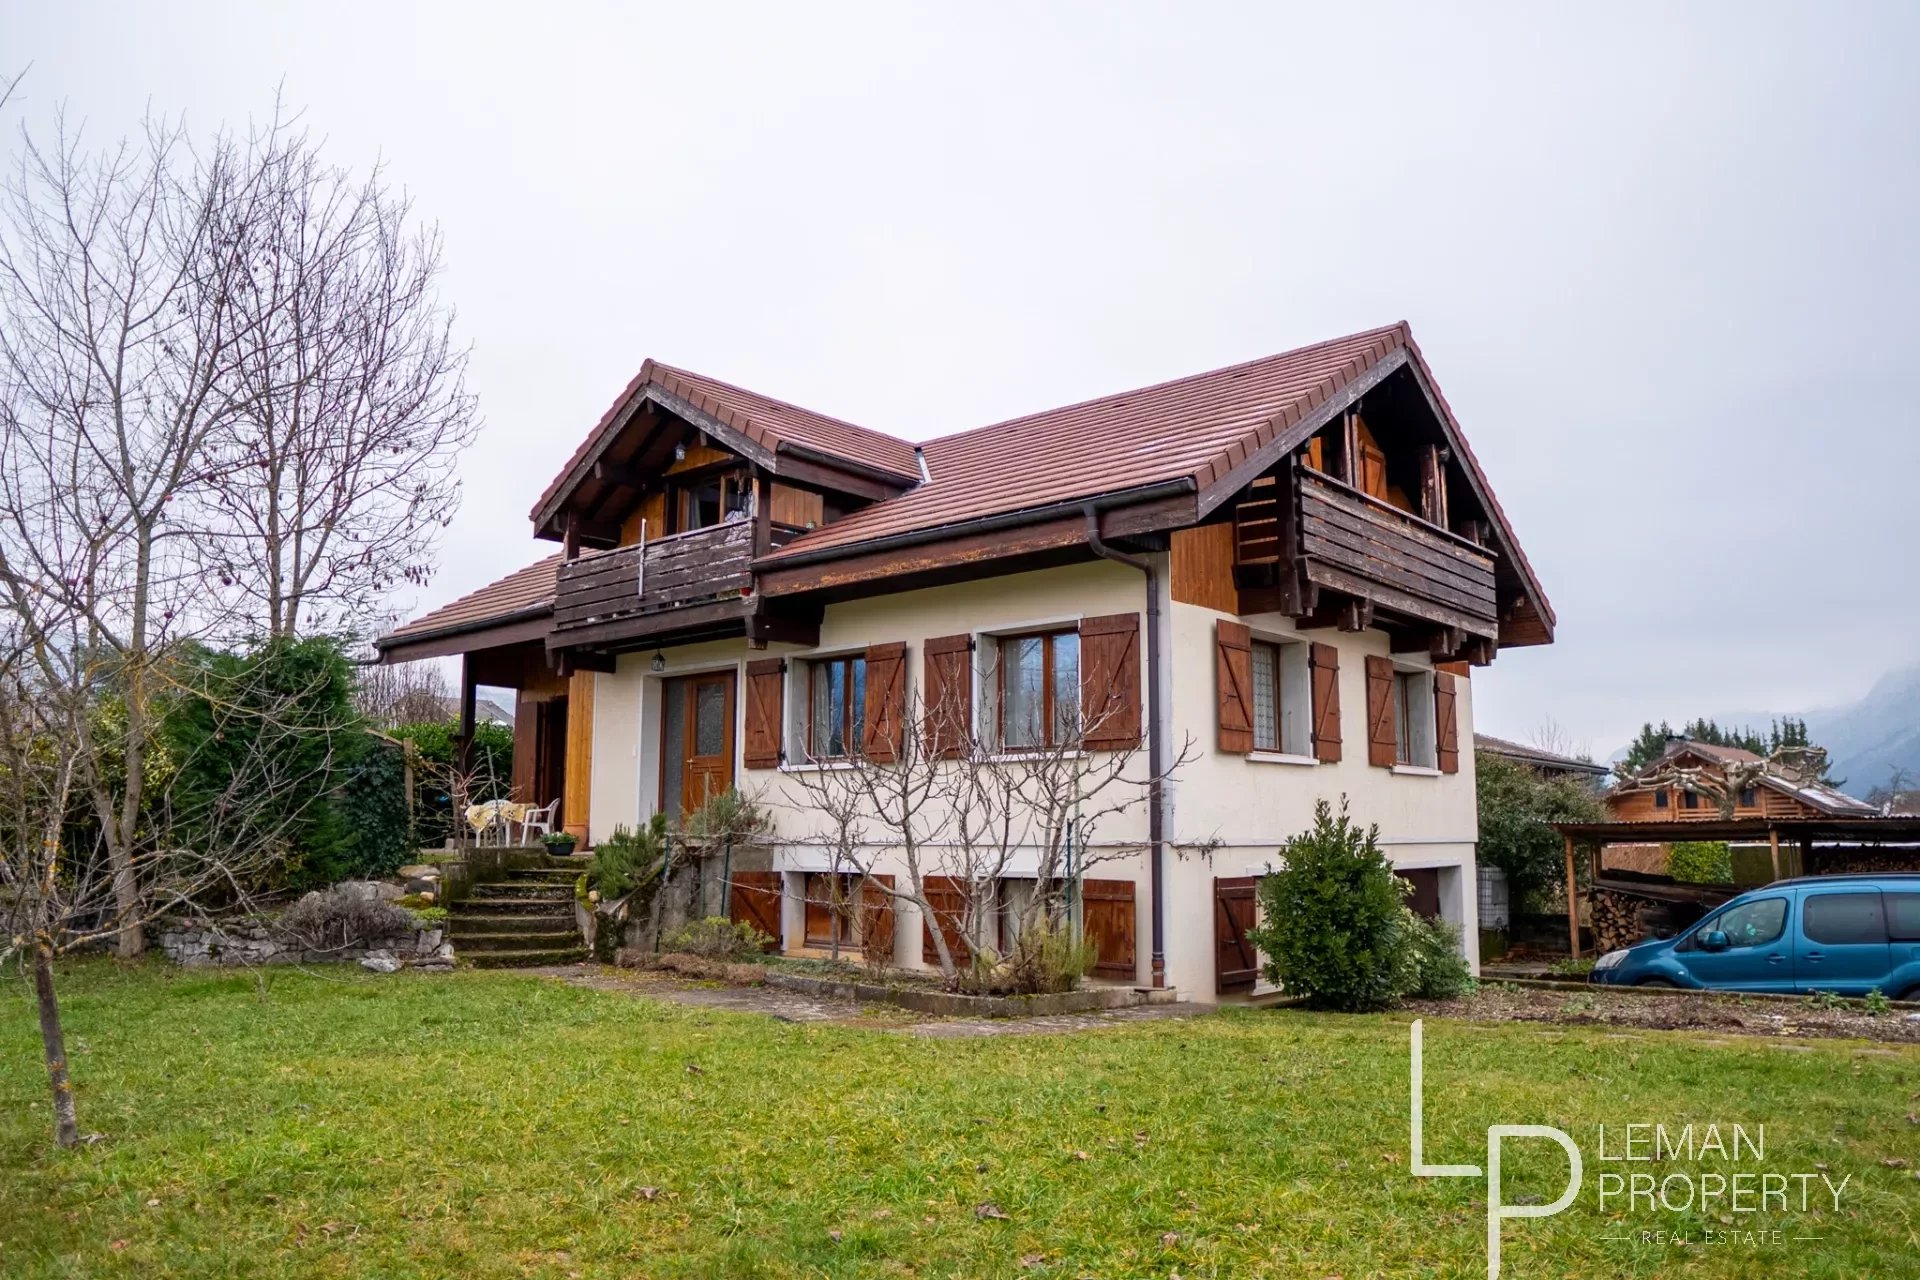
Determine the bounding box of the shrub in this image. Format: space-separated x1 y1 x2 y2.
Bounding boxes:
1667 841 1734 884
590 814 669 903
999 915 1096 994
1400 912 1475 999
1475 751 1607 913
679 788 770 849
661 916 772 961
1245 799 1410 1012
279 886 417 952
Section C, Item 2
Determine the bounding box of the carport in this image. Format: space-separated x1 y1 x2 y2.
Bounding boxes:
1552 816 1920 958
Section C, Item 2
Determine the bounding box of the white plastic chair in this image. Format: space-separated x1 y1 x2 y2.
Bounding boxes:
519 799 560 846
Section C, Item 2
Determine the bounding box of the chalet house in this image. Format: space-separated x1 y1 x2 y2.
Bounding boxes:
375 322 1555 999
1605 739 1877 824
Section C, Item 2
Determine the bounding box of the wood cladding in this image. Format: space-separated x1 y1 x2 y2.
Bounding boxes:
1171 524 1238 612
769 483 824 529
563 669 594 841
1607 783 1823 823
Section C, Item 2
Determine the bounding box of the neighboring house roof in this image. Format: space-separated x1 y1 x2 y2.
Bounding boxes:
376 554 561 650
531 359 923 528
1474 733 1608 777
1759 776 1880 817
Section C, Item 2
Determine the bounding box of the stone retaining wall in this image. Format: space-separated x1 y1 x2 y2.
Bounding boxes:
159 918 452 971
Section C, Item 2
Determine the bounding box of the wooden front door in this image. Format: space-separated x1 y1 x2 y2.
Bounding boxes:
661 671 735 820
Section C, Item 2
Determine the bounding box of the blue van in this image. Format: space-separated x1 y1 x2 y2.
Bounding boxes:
1589 874 1920 998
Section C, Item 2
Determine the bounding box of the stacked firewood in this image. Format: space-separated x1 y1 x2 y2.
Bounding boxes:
1589 888 1646 954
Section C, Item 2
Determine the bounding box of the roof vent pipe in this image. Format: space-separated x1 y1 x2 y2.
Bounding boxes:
1082 506 1167 988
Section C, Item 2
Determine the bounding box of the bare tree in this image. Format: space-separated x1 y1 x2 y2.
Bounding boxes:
199 124 478 636
775 653 1195 990
0 111 271 957
354 655 453 728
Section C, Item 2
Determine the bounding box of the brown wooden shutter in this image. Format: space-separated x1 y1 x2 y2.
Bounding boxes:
742 658 786 769
921 875 972 966
728 870 782 949
1082 878 1137 978
1079 612 1142 751
922 633 972 759
859 874 896 964
1365 654 1397 768
1434 670 1460 774
1309 642 1341 763
861 641 907 762
1215 620 1254 754
1215 876 1259 993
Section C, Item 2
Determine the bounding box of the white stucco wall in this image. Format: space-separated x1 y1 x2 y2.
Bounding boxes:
585 559 1482 999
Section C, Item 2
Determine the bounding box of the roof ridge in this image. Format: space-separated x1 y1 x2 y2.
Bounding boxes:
650 359 918 454
919 322 1409 450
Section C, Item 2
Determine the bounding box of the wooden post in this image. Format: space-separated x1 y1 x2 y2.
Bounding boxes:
1564 833 1580 958
1768 829 1782 883
453 656 477 835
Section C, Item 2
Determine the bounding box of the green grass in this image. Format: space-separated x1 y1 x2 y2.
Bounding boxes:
3 962 1918 1278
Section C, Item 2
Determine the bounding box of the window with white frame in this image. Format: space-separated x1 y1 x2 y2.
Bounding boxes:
1392 667 1437 767
1249 637 1312 755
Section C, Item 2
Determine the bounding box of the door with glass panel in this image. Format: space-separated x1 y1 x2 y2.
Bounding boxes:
660 672 735 820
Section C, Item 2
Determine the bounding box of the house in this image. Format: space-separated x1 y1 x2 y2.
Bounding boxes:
375 322 1554 999
1605 738 1878 823
1474 733 1607 783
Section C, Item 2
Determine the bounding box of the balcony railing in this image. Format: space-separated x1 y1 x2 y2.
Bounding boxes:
1235 466 1498 633
551 519 802 637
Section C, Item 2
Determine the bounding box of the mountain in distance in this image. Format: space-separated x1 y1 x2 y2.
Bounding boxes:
1804 663 1920 795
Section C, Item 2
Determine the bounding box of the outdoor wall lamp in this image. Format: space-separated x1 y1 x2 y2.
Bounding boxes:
650 651 666 673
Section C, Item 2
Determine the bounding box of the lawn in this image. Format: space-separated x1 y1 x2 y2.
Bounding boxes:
3 963 1917 1279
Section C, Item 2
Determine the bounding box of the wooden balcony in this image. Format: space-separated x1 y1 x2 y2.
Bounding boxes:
549 520 804 651
1235 464 1498 643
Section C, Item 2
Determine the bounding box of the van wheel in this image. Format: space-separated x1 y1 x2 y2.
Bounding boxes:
1636 978 1679 989
1895 984 1920 1004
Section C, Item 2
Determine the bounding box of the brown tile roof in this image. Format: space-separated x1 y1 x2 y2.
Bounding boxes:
392 321 1554 648
765 324 1410 560
532 359 921 525
375 554 561 649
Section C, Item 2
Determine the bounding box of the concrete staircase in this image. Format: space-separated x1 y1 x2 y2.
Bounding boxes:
448 860 590 968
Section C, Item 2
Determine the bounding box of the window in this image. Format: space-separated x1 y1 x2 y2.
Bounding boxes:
671 467 751 532
1699 897 1787 949
1251 641 1280 752
806 655 866 760
1654 789 1670 809
1392 668 1435 767
801 872 860 948
1886 893 1920 942
1682 790 1700 810
998 629 1079 749
1739 787 1758 808
1802 893 1887 946
1248 638 1311 755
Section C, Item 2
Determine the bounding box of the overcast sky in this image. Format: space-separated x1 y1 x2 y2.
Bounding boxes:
7 2 1917 755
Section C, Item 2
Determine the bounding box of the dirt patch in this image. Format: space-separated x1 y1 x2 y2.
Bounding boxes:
1404 985 1920 1045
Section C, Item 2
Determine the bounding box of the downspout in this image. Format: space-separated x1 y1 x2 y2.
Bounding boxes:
1082 507 1167 987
